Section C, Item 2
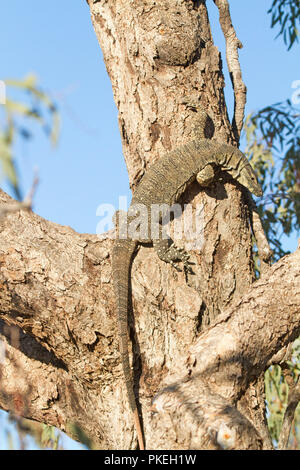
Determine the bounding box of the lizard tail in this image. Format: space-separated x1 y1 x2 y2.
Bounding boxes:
112 239 145 450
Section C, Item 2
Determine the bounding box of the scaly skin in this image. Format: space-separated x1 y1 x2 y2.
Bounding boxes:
112 112 262 450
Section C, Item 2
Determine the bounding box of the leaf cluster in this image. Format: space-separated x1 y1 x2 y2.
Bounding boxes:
244 99 300 259
0 74 59 199
268 0 300 49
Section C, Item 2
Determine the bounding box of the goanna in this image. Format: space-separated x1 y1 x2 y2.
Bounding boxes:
112 108 262 450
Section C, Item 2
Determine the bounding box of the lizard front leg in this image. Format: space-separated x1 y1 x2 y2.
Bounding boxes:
153 238 194 273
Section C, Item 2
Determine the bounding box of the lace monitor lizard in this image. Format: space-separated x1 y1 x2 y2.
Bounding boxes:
112 108 262 450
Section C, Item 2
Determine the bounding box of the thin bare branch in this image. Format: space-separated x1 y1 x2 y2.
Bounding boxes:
214 0 247 143
246 193 273 271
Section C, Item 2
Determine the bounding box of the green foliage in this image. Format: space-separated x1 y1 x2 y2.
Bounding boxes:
244 99 300 260
265 365 288 442
286 338 300 381
265 341 300 448
66 422 93 449
268 0 300 49
41 424 61 450
0 74 60 199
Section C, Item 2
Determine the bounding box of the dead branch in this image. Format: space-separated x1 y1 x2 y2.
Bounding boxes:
214 0 247 143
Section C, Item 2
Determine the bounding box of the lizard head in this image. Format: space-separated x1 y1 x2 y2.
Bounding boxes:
234 162 263 197
219 147 263 197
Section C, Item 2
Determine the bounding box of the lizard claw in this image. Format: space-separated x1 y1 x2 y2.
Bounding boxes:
170 246 195 274
170 260 182 272
183 259 195 274
154 241 195 274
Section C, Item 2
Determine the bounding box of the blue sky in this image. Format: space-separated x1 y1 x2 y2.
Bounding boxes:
0 0 299 449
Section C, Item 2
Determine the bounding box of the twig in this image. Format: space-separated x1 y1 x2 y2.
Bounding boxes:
0 173 39 219
214 0 247 143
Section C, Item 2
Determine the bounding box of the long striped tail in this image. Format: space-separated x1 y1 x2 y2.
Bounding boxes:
112 238 145 450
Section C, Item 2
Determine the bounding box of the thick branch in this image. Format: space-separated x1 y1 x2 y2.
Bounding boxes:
0 190 129 448
0 322 100 447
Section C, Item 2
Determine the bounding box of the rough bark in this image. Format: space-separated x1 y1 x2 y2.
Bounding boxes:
0 0 299 450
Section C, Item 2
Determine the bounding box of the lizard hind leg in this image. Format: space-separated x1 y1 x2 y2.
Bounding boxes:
153 238 194 273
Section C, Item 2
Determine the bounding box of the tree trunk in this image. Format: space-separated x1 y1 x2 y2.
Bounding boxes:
0 0 299 450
